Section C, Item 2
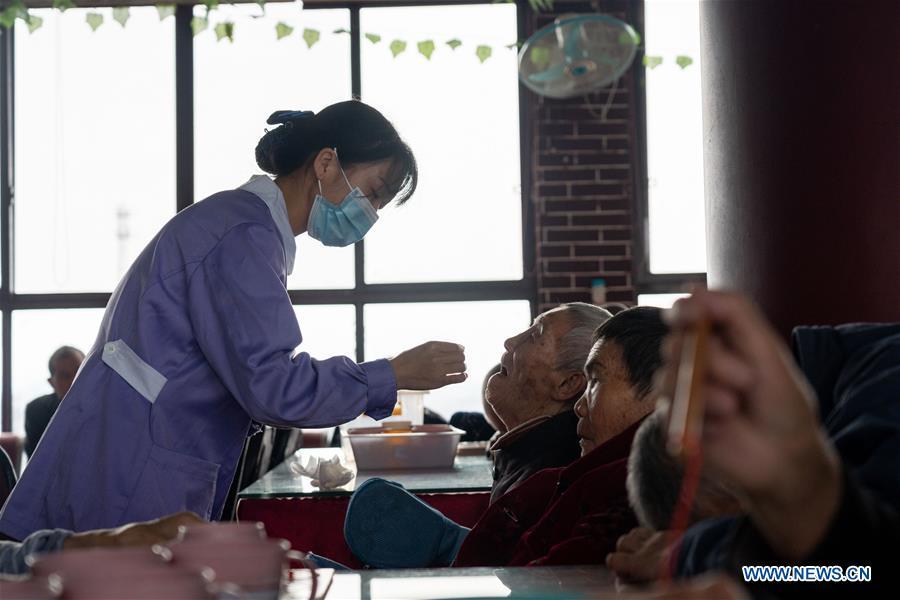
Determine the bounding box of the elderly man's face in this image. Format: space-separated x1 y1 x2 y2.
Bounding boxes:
575 339 650 456
48 353 84 401
486 308 572 427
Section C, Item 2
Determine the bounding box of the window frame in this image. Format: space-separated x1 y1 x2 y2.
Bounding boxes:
630 1 706 295
0 1 536 431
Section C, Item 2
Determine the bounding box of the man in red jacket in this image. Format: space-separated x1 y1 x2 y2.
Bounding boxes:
453 306 667 567
344 307 667 568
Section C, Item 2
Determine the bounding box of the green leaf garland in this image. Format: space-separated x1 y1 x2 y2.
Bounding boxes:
191 16 208 37
390 39 407 58
476 45 492 63
85 12 104 32
113 7 130 28
275 22 294 40
156 5 176 21
302 28 320 49
215 21 235 43
675 55 694 69
417 40 435 60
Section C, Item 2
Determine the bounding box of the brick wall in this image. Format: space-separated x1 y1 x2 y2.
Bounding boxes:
526 1 638 313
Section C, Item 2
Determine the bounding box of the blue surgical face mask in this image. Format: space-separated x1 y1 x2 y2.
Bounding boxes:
307 155 379 247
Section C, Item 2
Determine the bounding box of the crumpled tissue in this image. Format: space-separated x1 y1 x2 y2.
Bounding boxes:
289 455 355 489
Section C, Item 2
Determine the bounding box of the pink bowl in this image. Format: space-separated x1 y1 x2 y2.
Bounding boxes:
28 546 170 578
161 538 306 593
29 546 219 599
176 521 267 543
47 569 216 600
0 576 53 600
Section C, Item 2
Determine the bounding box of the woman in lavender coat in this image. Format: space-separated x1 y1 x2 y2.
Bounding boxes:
0 101 466 541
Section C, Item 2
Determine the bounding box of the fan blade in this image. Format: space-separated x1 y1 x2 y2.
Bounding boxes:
528 63 567 84
562 25 582 61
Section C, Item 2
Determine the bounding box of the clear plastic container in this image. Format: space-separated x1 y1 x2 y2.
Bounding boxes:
345 424 464 470
397 390 427 425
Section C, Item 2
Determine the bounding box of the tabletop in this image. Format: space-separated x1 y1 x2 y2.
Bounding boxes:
285 565 618 600
238 446 493 499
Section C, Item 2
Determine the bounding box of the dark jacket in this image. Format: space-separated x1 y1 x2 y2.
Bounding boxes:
24 394 61 458
489 410 581 504
678 323 900 595
453 419 641 567
729 467 899 598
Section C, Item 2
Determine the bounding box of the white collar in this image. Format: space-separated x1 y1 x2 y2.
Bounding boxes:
239 175 297 275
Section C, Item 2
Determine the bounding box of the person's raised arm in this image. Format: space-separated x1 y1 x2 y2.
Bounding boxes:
188 224 465 428
661 290 841 560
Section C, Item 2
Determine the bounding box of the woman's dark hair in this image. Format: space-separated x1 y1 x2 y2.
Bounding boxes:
591 306 668 398
255 100 418 205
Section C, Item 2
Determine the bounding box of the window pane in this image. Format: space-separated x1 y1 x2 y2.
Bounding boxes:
637 293 688 309
364 301 531 418
645 0 706 274
12 309 104 436
194 5 354 290
361 4 523 283
15 9 176 293
293 304 356 360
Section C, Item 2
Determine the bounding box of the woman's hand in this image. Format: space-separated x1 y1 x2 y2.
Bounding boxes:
389 341 467 390
64 512 204 550
660 290 842 560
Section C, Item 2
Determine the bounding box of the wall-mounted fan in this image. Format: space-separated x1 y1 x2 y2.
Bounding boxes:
518 14 640 99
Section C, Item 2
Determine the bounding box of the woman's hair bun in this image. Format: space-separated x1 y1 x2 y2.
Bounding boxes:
256 110 318 175
266 110 315 125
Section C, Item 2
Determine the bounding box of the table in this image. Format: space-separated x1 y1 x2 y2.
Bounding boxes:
285 566 618 599
236 447 494 568
238 447 494 499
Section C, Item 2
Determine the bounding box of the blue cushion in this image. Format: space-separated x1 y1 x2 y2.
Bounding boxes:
344 478 469 568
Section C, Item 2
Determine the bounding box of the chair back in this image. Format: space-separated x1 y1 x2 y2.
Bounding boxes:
0 446 17 509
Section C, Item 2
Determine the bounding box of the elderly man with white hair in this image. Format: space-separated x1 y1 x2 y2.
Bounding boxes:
331 303 612 570
485 302 613 502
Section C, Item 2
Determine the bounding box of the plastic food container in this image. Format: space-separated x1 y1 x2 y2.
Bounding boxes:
345 424 465 470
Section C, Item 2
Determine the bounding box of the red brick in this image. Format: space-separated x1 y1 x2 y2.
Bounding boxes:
599 199 630 211
572 183 623 196
546 260 601 273
537 183 567 197
540 245 571 258
540 275 573 288
547 229 599 242
544 199 597 213
573 214 631 226
605 137 631 151
602 229 632 241
543 107 596 122
574 152 631 167
606 290 636 302
538 153 572 167
552 138 604 152
598 165 631 177
574 244 627 257
603 259 632 272
541 169 597 182
540 215 568 227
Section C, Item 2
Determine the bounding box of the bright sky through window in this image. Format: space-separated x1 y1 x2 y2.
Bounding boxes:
644 0 707 274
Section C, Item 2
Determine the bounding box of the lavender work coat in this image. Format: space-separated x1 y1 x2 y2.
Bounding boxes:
0 177 396 540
